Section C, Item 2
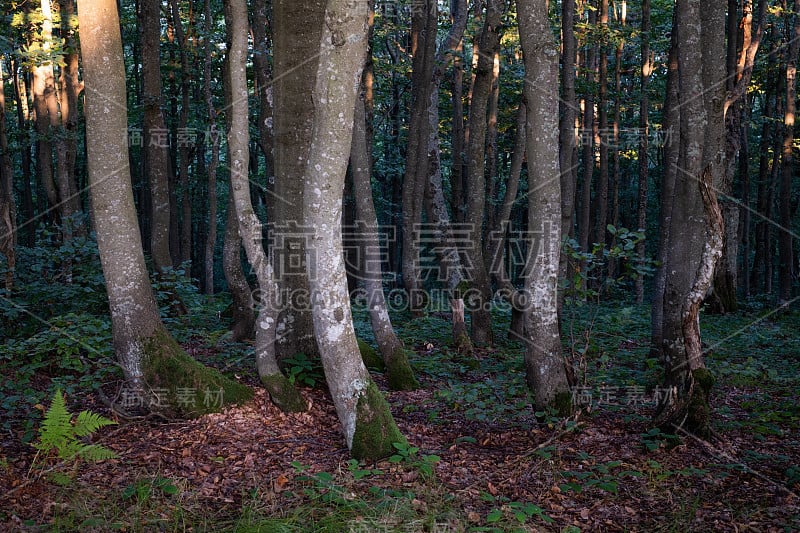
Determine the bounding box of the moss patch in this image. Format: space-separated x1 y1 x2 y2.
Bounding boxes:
687 368 714 438
552 391 575 417
386 348 420 391
261 373 307 413
351 381 407 461
357 338 385 372
142 328 253 418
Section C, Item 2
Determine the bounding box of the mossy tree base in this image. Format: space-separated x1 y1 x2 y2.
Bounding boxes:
357 338 385 372
386 348 420 391
261 373 307 413
142 328 253 417
654 368 714 439
351 381 407 461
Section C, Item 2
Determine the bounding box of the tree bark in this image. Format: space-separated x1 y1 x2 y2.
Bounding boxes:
223 0 305 413
464 0 503 346
401 0 438 316
653 0 726 437
304 0 405 460
518 0 573 414
272 0 326 363
352 91 419 390
635 0 650 303
203 0 218 295
140 0 175 273
778 0 799 304
558 0 578 311
78 0 251 416
0 62 16 290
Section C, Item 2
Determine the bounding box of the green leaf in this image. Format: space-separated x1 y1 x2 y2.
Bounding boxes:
486 509 503 523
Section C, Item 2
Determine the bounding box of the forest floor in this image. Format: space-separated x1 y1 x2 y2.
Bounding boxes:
1 300 799 532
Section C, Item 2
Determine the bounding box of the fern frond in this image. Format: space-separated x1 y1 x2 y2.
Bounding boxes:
74 410 116 437
77 444 118 461
32 389 118 464
34 389 72 453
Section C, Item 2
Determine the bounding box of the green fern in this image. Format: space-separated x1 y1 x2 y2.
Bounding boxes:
33 389 118 463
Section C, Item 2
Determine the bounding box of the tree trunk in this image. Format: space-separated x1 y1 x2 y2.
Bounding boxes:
223 194 255 341
304 0 406 460
635 0 650 303
78 0 251 416
518 0 573 415
450 0 466 225
32 0 58 218
140 0 175 273
401 0 438 316
57 0 85 237
0 62 16 290
591 0 609 252
578 5 597 258
650 16 680 357
653 0 726 438
352 91 419 390
12 59 35 248
778 0 799 304
203 0 218 295
464 0 503 346
272 0 326 363
168 0 193 268
558 0 578 311
222 0 305 413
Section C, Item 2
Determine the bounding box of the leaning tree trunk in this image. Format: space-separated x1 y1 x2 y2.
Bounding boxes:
223 0 305 413
352 93 419 390
272 0 326 363
653 0 726 438
518 0 573 415
222 194 256 341
304 0 406 460
77 0 251 417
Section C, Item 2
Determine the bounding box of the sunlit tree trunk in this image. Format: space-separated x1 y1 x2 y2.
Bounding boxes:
518 0 573 414
56 0 84 237
32 0 58 217
78 0 251 416
304 0 405 460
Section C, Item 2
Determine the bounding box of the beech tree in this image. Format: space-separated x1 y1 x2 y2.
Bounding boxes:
652 0 726 437
272 0 326 363
517 0 573 413
77 0 251 416
222 0 305 412
304 0 405 459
